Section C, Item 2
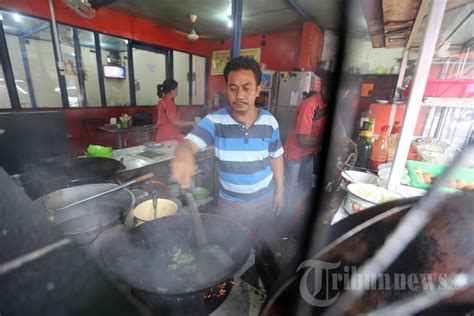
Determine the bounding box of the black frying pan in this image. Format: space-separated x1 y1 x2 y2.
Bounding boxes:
100 213 252 295
24 156 125 198
27 156 125 184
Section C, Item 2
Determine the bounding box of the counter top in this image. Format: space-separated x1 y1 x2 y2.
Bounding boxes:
112 140 213 172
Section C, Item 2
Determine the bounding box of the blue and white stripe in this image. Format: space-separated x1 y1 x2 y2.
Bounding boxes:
185 107 283 202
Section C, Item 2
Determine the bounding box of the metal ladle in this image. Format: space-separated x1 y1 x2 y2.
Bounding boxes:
152 190 158 220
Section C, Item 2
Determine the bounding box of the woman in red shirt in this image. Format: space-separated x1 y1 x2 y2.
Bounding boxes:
155 79 195 143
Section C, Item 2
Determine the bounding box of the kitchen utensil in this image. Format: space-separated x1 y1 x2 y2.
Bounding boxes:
56 172 153 211
86 145 113 158
185 192 235 270
261 192 474 315
40 183 135 244
341 170 377 185
133 198 178 226
100 214 251 313
143 141 163 150
152 190 158 220
24 156 125 198
343 183 403 214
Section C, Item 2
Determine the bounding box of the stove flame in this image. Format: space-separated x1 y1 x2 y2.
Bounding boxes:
203 278 236 300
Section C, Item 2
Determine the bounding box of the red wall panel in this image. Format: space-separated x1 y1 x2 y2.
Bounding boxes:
1 1 323 151
207 31 302 103
298 21 323 71
0 0 211 56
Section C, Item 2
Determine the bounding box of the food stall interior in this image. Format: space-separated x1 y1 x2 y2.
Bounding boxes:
0 0 473 315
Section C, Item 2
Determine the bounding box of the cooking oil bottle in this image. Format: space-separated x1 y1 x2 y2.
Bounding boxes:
370 125 390 170
386 121 401 162
354 124 373 170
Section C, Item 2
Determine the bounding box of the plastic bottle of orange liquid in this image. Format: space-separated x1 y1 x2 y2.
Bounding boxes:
386 121 401 162
370 125 390 170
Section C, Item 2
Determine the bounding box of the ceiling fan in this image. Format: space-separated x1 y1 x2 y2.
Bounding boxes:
187 14 200 42
61 0 117 19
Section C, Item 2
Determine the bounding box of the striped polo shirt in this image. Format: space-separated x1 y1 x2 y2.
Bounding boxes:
186 107 284 202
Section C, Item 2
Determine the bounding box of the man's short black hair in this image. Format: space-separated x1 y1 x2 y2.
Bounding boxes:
223 56 262 85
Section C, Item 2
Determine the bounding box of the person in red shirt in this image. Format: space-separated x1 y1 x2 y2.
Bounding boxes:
283 79 327 215
155 79 195 143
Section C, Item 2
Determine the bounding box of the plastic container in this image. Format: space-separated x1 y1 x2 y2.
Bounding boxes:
387 121 401 162
370 125 390 170
406 160 474 191
86 145 113 158
377 167 410 188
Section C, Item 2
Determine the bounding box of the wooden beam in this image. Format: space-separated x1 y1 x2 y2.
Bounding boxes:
383 0 421 48
406 0 430 48
385 21 414 32
360 0 386 48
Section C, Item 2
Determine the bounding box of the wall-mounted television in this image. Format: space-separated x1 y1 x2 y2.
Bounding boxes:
103 65 126 79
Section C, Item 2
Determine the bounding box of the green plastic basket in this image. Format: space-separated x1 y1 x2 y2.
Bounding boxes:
406 160 474 191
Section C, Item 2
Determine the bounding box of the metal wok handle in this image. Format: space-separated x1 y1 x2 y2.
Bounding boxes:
57 172 154 211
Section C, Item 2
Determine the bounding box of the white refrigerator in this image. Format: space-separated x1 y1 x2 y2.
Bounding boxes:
271 71 317 142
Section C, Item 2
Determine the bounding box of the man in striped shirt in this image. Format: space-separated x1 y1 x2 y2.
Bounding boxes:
171 57 284 229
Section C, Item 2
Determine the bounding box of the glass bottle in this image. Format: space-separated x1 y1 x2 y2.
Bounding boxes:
355 130 373 169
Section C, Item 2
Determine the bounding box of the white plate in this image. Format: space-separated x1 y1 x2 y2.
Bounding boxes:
143 142 163 150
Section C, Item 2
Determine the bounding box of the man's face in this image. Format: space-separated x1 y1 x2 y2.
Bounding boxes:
226 69 262 114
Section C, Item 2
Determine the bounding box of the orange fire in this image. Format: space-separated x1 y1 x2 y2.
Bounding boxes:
203 278 236 299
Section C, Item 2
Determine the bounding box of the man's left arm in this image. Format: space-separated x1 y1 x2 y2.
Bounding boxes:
270 155 284 214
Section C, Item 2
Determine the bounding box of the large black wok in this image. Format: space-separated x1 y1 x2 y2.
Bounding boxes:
24 156 125 198
40 184 135 244
27 155 125 184
100 214 252 314
261 192 474 315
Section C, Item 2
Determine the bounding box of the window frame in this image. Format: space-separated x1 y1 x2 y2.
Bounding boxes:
172 48 209 106
130 40 172 107
0 7 209 110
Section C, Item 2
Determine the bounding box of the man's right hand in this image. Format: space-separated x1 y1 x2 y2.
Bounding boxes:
170 139 198 188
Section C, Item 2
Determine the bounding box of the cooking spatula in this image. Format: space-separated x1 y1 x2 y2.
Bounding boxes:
185 192 234 270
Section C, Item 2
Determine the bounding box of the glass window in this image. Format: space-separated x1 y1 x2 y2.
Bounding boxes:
58 25 79 107
133 47 167 106
2 12 62 108
0 65 11 108
99 34 130 106
57 25 100 107
173 51 189 105
79 29 101 107
192 55 206 105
